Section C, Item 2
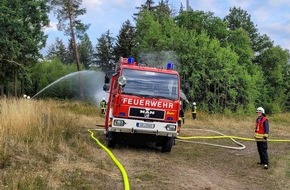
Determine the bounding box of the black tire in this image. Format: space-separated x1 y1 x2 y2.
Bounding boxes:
107 131 116 148
161 137 174 152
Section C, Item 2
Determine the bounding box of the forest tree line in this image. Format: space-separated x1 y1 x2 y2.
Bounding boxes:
0 0 290 113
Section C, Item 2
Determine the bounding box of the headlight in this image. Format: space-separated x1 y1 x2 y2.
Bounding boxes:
118 76 127 86
113 119 125 126
165 124 176 131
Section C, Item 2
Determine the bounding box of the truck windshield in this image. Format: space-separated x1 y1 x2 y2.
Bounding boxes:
121 68 179 100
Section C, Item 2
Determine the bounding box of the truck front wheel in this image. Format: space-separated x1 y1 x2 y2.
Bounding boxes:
107 131 116 148
161 137 174 152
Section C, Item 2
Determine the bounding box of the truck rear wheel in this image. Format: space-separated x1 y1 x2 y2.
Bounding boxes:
161 137 174 152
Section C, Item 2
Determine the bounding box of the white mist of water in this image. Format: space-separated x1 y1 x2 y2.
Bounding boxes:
138 51 190 104
32 71 84 99
138 50 180 70
32 70 108 107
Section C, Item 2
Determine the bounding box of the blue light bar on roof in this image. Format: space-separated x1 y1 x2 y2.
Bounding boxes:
167 62 174 70
128 57 135 64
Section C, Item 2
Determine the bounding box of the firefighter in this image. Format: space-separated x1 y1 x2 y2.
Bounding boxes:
179 100 185 124
100 97 107 115
191 102 197 120
255 107 269 169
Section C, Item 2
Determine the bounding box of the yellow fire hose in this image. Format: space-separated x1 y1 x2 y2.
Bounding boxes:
88 128 290 190
177 135 290 142
177 128 290 142
88 129 130 190
176 129 290 150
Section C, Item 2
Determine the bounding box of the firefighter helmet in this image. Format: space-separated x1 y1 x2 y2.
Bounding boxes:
256 107 265 114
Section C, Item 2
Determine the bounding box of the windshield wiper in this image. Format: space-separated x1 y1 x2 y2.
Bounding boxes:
122 92 153 98
154 95 177 101
122 92 177 100
140 94 156 99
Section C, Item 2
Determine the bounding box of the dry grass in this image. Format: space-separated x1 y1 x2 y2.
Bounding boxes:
0 98 290 189
0 98 114 189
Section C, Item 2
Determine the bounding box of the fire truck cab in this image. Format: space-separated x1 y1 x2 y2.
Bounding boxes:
103 57 181 152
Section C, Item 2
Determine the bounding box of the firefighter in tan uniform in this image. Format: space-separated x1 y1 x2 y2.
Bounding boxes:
100 97 107 115
191 102 197 120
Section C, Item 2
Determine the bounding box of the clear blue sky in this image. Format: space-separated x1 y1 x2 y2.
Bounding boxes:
42 0 290 54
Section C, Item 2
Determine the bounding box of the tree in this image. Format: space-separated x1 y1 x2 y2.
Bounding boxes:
154 0 172 21
0 0 49 97
255 46 290 112
94 30 115 72
46 38 69 64
78 33 93 69
134 0 156 19
226 28 264 110
134 11 164 52
174 10 228 40
50 0 90 71
224 7 273 55
114 20 136 60
27 58 77 97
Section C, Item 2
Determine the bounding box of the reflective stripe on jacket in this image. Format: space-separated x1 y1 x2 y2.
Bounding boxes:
255 116 269 139
192 106 197 113
100 101 107 109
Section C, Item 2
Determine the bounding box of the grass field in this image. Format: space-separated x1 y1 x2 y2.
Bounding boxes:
0 98 290 189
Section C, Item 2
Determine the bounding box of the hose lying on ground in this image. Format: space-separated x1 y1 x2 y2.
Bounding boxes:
177 129 246 150
88 129 130 190
177 128 290 150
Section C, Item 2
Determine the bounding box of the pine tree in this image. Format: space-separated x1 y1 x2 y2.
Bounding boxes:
114 20 136 60
94 30 115 72
46 38 69 64
50 0 90 71
224 7 273 55
78 33 94 69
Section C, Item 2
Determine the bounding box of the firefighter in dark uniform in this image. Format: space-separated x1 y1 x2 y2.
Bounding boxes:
179 100 185 124
255 107 269 169
191 102 197 120
100 97 107 115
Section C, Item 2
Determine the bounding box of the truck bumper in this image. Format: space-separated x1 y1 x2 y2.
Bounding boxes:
108 118 178 137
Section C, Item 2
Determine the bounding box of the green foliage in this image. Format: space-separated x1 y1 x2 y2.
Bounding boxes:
0 0 49 60
0 0 49 96
50 0 89 37
2 0 289 113
50 0 90 71
114 20 136 60
46 38 69 64
224 6 273 54
255 46 290 113
78 33 94 69
26 58 77 96
175 10 228 40
94 30 115 72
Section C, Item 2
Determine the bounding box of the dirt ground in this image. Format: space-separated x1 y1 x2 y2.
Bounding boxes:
87 126 290 190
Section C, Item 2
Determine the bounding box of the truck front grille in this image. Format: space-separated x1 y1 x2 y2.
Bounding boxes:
129 107 164 120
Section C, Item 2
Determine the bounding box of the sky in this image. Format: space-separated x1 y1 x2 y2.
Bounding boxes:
42 0 290 55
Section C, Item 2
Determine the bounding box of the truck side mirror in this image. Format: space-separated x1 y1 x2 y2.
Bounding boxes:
104 74 110 84
103 84 110 92
103 73 111 92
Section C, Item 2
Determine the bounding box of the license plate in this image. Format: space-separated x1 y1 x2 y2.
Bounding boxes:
136 122 155 129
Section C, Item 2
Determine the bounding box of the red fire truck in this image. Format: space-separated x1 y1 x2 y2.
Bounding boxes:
103 57 181 152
